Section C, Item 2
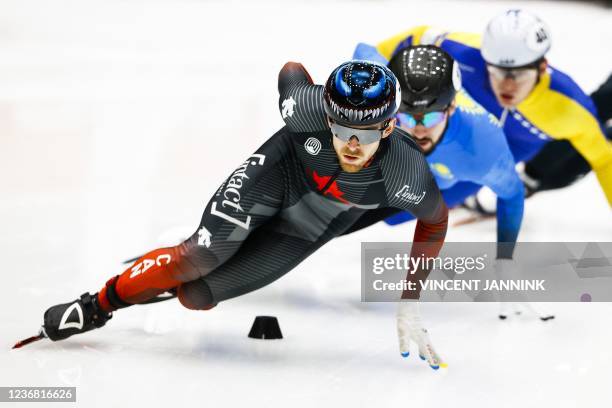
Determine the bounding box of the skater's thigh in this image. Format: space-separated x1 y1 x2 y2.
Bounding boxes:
178 227 325 309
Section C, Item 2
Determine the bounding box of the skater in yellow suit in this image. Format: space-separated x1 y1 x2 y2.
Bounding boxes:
353 9 612 206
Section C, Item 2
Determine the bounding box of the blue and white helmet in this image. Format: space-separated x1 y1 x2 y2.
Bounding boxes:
323 61 401 126
481 9 552 68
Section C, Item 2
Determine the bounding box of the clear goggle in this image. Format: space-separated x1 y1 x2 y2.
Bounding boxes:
328 119 389 145
396 111 447 129
486 65 538 83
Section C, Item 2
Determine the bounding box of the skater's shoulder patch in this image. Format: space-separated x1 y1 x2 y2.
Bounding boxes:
278 62 328 133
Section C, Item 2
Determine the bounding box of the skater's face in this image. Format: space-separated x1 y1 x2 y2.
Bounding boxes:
487 61 547 108
328 118 396 173
396 102 456 153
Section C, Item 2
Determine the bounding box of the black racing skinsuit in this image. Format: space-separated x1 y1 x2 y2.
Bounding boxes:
121 62 448 310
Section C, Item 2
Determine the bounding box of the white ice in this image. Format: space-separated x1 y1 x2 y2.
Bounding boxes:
1 0 611 407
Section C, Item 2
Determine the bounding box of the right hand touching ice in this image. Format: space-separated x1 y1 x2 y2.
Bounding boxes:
397 302 446 370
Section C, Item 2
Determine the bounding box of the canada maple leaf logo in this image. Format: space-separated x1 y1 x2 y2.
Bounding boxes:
311 171 349 204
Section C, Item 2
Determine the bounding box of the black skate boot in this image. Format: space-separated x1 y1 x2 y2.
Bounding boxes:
42 292 112 341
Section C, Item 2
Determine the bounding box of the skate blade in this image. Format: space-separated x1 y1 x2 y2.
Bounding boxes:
12 332 45 349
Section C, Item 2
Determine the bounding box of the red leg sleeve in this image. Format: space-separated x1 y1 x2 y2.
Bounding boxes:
97 246 198 312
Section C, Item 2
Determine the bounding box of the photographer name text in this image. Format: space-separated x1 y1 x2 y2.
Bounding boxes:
372 279 546 292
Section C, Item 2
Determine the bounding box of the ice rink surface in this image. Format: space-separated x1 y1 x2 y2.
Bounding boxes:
1 0 611 406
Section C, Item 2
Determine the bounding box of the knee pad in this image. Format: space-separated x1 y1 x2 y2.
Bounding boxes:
177 280 216 310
